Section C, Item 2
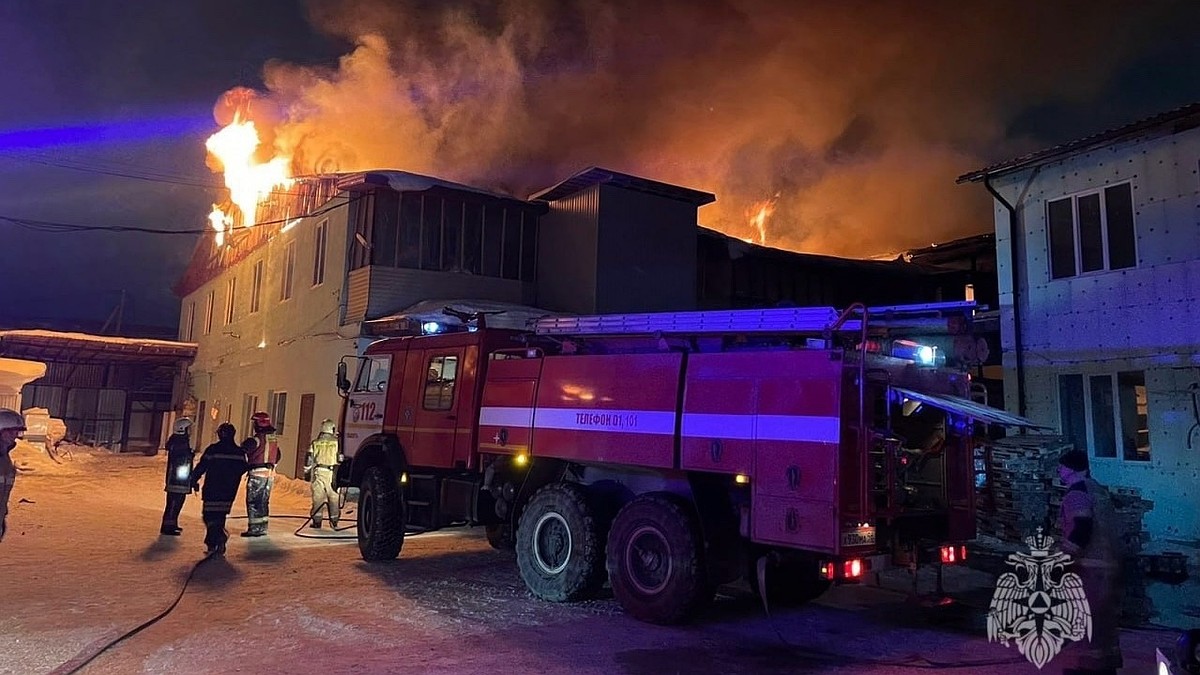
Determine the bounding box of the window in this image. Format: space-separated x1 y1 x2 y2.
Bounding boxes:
442 198 463 271
423 355 459 410
312 220 328 286
281 240 296 300
203 290 214 335
224 277 236 325
349 191 373 270
250 260 263 313
463 202 483 274
1058 371 1151 462
421 195 443 270
268 391 287 434
398 194 422 268
242 394 259 435
502 210 521 280
184 302 195 341
353 355 392 393
1117 371 1150 461
1047 182 1136 279
372 190 399 267
482 204 503 277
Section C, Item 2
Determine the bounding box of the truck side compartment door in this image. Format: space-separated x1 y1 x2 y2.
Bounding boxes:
751 351 841 554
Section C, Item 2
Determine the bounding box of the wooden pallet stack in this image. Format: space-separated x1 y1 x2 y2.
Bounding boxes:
975 434 1070 542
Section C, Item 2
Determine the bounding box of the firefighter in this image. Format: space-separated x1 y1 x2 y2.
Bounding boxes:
242 411 282 537
1056 448 1123 675
0 408 26 544
190 423 247 556
304 419 343 529
160 417 195 536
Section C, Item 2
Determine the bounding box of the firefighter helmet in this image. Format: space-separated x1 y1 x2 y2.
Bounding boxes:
174 417 193 434
0 409 25 432
216 422 236 441
251 411 275 433
320 419 336 434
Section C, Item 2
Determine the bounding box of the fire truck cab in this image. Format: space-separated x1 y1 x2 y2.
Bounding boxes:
335 302 1037 624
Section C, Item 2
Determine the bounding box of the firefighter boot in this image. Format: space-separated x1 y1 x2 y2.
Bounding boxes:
310 517 322 530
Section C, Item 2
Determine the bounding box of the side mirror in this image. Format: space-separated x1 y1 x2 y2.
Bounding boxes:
336 361 351 396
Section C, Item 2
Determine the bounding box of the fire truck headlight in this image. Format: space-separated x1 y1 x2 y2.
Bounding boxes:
513 453 529 467
734 474 750 485
175 466 190 481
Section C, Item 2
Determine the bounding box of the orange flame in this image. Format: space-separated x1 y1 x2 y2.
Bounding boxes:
747 195 778 246
204 112 293 245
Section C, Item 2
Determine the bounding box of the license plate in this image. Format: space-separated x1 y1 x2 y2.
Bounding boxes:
841 527 876 547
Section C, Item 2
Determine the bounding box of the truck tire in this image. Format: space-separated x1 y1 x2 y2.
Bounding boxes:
606 493 712 624
358 466 405 561
747 556 831 607
516 483 606 602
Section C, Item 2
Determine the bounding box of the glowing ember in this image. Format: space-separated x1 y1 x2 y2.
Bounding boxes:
747 195 778 246
204 112 293 245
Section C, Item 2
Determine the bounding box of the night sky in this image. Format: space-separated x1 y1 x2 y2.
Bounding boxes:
1 0 1197 334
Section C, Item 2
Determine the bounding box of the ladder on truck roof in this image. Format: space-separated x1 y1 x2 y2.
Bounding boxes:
531 301 978 337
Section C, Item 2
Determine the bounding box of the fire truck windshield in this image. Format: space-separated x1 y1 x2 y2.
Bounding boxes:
354 355 392 393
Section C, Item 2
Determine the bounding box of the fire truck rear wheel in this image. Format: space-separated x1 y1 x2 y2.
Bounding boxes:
358 465 406 561
516 483 606 602
606 493 712 625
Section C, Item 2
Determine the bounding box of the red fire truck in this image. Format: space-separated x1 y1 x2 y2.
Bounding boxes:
334 302 1035 624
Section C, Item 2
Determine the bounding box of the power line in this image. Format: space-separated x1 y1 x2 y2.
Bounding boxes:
0 149 327 198
0 194 358 235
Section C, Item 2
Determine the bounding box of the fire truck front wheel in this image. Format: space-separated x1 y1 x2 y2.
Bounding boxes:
358 466 406 561
606 493 712 625
516 483 606 602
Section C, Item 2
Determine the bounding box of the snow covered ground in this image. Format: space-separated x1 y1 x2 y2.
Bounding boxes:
0 444 1180 674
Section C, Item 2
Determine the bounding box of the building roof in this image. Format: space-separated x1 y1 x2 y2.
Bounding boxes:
335 170 532 205
0 330 197 364
697 227 949 277
530 167 716 206
958 102 1200 183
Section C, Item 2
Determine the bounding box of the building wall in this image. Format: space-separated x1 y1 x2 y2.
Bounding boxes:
595 184 697 313
536 184 600 314
180 206 354 477
989 126 1200 542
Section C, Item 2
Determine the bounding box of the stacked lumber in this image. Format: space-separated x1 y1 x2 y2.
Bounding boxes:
975 435 1069 542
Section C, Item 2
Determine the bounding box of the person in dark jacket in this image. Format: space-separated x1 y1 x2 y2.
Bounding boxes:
242 411 282 537
191 423 248 556
1056 448 1123 675
160 417 195 536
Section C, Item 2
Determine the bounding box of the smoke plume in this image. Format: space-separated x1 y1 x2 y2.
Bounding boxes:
213 0 1181 257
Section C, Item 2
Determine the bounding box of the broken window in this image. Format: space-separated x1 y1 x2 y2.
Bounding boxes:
398 194 421 268
421 195 442 270
250 260 263 313
1089 374 1117 458
1117 371 1151 461
1058 374 1087 453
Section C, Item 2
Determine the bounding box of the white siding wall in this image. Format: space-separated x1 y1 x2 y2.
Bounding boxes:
989 126 1200 542
180 207 354 478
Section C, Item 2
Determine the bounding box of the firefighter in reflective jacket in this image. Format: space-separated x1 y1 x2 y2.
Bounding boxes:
1057 448 1123 675
242 411 281 537
190 423 248 556
304 419 342 529
160 417 195 536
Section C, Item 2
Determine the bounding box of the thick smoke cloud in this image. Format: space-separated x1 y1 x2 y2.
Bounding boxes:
216 0 1180 257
